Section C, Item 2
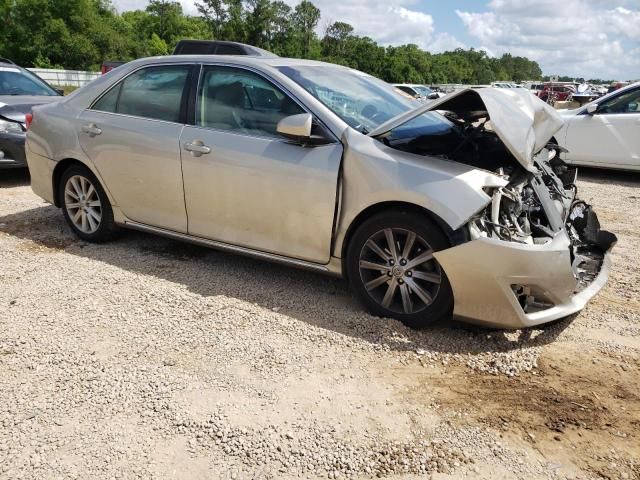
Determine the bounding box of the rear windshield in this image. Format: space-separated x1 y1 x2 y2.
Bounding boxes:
0 67 59 96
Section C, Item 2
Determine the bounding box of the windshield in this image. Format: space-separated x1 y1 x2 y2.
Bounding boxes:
413 86 433 96
277 65 418 133
0 67 59 96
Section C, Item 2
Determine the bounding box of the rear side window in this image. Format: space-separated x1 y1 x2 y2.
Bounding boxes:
93 83 121 112
92 65 190 123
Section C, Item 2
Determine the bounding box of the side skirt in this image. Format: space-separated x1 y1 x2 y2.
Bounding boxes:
122 220 344 277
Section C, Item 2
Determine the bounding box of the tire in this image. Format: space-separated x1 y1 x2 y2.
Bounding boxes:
346 209 453 329
59 164 117 242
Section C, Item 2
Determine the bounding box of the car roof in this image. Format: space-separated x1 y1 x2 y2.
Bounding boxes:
121 54 357 73
175 55 340 67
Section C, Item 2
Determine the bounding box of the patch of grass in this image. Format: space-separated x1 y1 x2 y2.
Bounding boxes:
61 85 79 95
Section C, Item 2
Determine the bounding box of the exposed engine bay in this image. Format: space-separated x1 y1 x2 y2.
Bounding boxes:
376 94 617 312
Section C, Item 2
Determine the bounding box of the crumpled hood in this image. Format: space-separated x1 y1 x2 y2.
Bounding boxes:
369 88 565 171
0 96 61 124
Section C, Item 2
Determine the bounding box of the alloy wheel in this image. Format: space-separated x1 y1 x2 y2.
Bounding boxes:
358 228 442 315
64 175 102 234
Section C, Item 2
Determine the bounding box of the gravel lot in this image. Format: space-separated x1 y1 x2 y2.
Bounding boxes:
1 168 639 480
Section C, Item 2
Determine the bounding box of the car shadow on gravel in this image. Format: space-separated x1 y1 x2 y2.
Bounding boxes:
0 169 30 188
578 166 640 187
0 204 574 358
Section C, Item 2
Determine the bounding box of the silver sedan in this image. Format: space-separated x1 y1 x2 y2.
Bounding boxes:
26 55 616 329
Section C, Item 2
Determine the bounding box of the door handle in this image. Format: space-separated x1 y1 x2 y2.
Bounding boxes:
184 140 211 157
81 123 102 137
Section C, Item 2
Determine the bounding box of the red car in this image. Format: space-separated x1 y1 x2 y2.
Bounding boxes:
538 83 576 102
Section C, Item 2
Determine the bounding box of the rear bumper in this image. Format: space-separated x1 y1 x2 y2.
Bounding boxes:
434 230 615 329
0 132 27 169
25 149 55 204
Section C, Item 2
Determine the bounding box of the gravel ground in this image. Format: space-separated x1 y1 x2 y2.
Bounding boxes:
0 168 638 480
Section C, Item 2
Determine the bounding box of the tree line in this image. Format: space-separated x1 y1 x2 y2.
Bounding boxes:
0 0 544 84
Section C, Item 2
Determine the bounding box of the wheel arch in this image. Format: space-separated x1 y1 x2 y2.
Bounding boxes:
338 201 468 280
52 158 109 207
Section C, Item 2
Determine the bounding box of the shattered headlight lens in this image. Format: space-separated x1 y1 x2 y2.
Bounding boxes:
0 118 24 134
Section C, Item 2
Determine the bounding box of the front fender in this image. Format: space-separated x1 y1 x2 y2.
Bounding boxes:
332 129 507 258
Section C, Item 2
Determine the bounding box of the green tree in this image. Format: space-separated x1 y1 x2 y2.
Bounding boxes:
321 21 353 58
146 1 183 45
0 0 544 83
293 0 320 58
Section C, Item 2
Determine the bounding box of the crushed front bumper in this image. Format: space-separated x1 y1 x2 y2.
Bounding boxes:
434 230 616 329
0 131 27 169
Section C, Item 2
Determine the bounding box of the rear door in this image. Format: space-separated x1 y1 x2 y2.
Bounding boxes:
78 64 194 232
179 64 343 263
564 86 640 168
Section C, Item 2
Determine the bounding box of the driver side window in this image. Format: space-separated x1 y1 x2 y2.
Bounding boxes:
197 66 305 137
598 88 640 114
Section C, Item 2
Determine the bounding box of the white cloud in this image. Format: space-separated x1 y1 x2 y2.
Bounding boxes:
428 33 466 52
294 0 436 48
457 0 640 79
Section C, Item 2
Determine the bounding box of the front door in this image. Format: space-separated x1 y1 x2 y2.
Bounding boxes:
78 64 192 232
564 87 640 168
180 65 343 263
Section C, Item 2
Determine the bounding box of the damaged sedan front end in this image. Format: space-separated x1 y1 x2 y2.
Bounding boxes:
370 88 616 328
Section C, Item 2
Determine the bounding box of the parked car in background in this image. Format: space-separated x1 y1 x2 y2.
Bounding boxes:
101 61 125 75
26 56 615 329
557 81 640 171
0 59 62 169
172 40 277 57
607 81 630 93
529 83 544 95
491 82 518 89
538 83 575 102
101 41 277 76
392 84 443 101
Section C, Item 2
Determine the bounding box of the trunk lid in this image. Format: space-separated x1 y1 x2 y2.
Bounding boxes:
0 96 62 124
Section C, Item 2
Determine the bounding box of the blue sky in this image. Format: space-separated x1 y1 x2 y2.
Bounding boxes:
112 0 640 80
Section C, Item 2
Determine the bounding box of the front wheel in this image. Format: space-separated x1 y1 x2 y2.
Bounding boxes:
59 164 117 242
346 210 453 329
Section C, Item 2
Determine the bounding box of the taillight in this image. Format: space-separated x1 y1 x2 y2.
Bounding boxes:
25 113 33 130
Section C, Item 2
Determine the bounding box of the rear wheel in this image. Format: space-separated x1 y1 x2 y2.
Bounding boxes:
346 210 453 328
59 164 117 242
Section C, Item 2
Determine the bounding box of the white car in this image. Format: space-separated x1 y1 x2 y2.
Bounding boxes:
556 82 640 171
392 84 444 101
491 82 518 89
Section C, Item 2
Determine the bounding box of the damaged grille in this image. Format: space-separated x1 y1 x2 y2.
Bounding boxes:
470 148 577 246
470 147 617 302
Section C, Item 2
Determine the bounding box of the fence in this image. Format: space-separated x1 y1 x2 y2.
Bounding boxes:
27 68 100 88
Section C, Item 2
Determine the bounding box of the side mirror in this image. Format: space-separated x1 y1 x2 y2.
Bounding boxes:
277 113 333 146
55 88 64 96
427 92 439 100
586 103 598 115
277 113 312 139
